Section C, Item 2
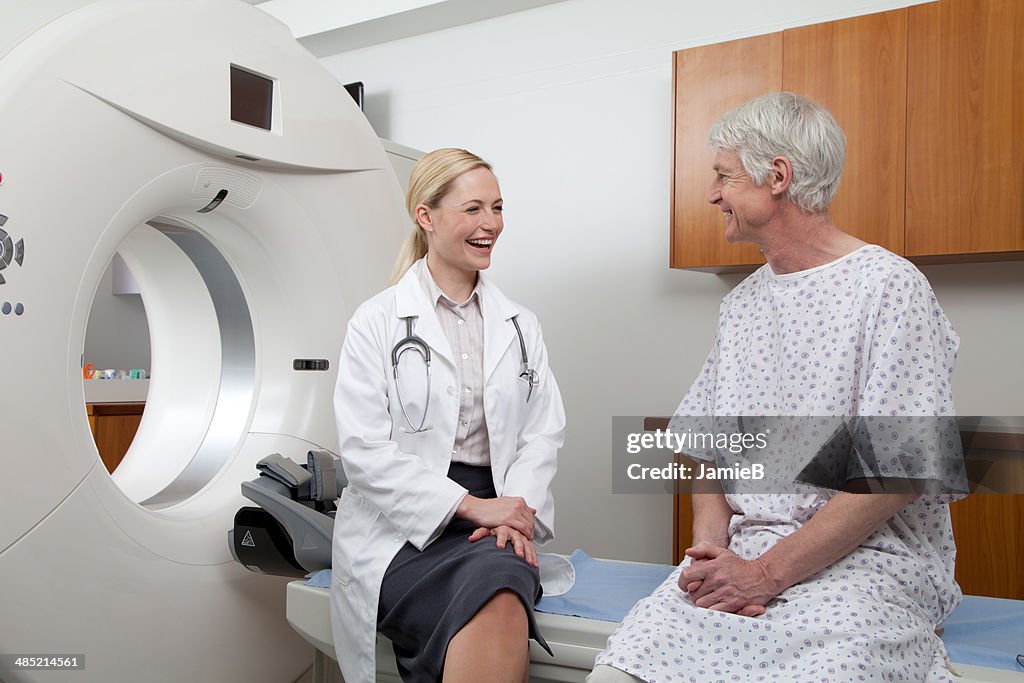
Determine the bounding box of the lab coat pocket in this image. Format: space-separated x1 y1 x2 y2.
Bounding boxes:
487 375 528 436
511 373 537 423
331 491 380 586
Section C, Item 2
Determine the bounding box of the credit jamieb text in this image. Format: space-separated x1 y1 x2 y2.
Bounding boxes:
626 461 765 481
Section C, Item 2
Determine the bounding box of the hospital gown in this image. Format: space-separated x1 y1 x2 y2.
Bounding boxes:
597 246 963 682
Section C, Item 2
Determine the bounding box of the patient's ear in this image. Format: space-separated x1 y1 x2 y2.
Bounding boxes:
768 156 793 197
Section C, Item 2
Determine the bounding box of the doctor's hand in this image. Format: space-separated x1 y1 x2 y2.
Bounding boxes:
468 525 538 568
456 495 536 540
678 545 776 617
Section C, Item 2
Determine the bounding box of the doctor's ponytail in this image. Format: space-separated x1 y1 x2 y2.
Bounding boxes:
389 148 493 284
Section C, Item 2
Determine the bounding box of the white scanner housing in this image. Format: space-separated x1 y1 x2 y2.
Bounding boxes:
0 1 408 680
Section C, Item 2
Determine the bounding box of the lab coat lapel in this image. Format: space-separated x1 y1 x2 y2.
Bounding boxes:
394 261 454 366
479 273 519 382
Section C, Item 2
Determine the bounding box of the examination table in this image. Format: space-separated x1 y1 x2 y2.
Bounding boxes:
289 551 1024 683
228 459 1022 682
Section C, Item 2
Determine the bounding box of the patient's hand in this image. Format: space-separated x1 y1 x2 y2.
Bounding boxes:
678 540 725 594
679 545 774 617
468 525 538 568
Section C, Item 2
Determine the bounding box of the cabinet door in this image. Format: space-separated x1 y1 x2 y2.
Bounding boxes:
671 34 781 270
949 494 1024 600
906 0 1024 256
674 493 692 564
783 10 907 254
88 403 145 473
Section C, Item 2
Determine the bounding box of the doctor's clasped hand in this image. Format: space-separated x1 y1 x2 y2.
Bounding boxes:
460 491 540 568
457 493 537 539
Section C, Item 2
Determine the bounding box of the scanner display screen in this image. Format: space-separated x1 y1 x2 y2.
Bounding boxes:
230 66 273 131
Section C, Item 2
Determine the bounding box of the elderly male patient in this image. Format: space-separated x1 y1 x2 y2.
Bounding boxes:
589 92 964 682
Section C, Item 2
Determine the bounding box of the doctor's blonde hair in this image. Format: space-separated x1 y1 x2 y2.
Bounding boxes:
390 148 494 284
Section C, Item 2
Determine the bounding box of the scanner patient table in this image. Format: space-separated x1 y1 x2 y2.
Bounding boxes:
288 551 1024 683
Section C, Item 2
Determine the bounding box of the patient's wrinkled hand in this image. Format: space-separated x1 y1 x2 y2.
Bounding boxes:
678 541 725 594
468 525 538 568
679 545 773 617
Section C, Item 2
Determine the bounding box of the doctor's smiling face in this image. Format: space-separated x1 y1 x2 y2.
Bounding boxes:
417 165 504 284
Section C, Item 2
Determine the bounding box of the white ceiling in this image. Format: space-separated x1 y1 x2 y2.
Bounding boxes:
253 0 570 56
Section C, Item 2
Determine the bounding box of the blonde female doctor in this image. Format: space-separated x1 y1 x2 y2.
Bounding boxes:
330 148 566 683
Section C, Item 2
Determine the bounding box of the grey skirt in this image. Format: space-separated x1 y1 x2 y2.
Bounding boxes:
377 463 550 683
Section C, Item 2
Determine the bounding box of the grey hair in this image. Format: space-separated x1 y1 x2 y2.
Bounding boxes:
707 92 845 214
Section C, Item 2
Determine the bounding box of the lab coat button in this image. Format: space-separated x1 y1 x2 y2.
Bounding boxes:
446 385 455 395
461 353 469 360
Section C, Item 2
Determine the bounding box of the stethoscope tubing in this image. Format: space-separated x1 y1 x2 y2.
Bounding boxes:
392 317 433 433
391 314 537 433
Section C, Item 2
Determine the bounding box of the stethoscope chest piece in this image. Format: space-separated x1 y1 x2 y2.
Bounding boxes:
511 316 539 403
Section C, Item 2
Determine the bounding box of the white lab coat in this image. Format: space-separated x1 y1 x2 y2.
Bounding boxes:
329 259 566 683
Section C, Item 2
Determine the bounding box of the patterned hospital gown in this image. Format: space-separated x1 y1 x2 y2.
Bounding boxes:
597 246 963 682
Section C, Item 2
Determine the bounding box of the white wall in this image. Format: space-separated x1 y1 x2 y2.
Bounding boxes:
84 260 151 372
317 0 1024 563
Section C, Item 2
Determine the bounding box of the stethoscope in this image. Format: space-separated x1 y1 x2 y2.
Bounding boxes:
391 315 538 433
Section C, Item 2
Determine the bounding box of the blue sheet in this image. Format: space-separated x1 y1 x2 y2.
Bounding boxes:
534 550 674 622
305 550 1024 672
307 568 331 588
940 595 1024 673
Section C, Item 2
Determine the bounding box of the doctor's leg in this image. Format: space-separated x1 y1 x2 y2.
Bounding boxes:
585 665 645 683
443 589 529 683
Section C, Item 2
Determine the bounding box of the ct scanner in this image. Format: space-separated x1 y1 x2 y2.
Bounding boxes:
0 1 409 680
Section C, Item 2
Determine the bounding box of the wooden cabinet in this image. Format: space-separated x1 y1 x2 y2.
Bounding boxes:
784 10 907 256
671 1 1024 270
906 0 1024 258
671 34 779 270
87 402 144 473
948 494 1024 599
